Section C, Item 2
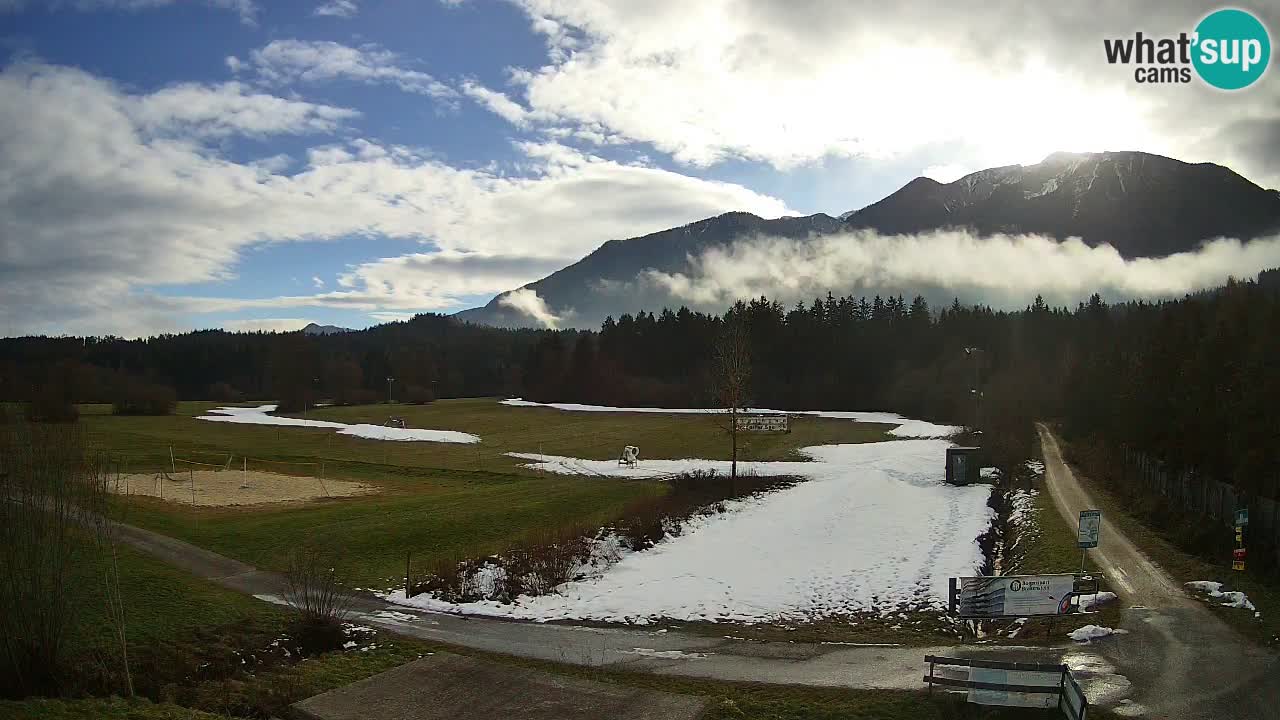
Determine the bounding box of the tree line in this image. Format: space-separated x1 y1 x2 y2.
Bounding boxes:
2 270 1278 499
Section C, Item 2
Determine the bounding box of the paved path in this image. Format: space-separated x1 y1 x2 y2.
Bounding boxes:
1037 424 1280 719
292 653 707 720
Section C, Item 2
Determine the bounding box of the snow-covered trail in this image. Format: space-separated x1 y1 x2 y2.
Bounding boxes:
500 398 963 439
389 440 993 624
196 405 480 444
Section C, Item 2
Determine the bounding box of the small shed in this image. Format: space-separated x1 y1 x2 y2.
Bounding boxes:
945 446 982 486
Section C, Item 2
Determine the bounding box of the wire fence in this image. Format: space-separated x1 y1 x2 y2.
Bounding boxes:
1119 446 1280 569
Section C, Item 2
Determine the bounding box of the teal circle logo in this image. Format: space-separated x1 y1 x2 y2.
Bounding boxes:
1192 8 1271 90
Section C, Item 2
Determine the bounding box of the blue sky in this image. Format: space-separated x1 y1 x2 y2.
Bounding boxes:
1 0 1277 336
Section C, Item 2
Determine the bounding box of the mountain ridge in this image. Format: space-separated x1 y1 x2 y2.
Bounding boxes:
456 150 1280 329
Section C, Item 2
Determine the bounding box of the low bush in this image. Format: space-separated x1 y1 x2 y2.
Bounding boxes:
281 547 352 654
112 378 176 416
399 384 434 405
24 386 79 423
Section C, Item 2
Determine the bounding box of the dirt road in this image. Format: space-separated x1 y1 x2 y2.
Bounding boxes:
1036 423 1280 719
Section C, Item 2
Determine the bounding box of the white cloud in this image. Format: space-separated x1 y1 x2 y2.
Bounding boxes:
131 81 358 137
498 288 561 329
312 276 325 288
485 0 1280 187
0 61 792 337
644 229 1280 309
921 164 971 184
314 0 356 18
229 40 458 101
461 81 535 127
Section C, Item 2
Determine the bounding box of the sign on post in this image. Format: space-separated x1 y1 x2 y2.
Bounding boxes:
735 414 790 433
954 574 1076 618
1077 510 1101 549
1233 508 1248 572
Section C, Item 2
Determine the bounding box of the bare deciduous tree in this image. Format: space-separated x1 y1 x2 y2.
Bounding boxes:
282 546 353 653
713 318 752 482
0 408 128 697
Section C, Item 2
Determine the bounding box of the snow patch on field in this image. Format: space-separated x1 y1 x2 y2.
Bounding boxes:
386 439 993 624
623 648 709 659
500 398 961 438
1185 581 1257 611
197 405 480 444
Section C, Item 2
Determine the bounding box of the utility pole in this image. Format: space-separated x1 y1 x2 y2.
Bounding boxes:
386 376 394 404
963 347 984 431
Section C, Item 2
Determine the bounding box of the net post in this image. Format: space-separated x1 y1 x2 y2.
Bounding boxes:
405 550 413 599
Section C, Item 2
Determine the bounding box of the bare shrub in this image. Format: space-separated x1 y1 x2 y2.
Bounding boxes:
0 410 119 697
112 377 176 416
281 547 352 654
24 385 79 423
206 382 243 403
400 384 434 405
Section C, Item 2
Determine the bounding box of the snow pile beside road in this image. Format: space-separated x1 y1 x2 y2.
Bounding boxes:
197 405 480 444
387 439 993 624
500 398 962 438
1185 581 1257 611
1068 625 1129 642
1078 591 1118 612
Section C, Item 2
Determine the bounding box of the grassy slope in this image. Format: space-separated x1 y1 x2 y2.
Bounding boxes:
87 398 888 586
21 531 1061 720
30 543 427 718
1006 487 1121 642
0 698 226 720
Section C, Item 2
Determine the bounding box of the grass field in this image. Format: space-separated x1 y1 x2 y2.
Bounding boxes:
85 398 890 588
9 526 1070 720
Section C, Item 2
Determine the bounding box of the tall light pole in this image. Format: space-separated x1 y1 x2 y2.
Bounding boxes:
386 376 394 405
304 376 318 425
963 347 983 431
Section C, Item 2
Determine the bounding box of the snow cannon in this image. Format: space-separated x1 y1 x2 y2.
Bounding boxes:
619 445 639 466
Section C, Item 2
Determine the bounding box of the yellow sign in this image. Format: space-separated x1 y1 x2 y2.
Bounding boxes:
1236 530 1244 542
1233 560 1246 571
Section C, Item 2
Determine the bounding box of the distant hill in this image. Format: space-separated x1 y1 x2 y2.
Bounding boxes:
455 212 842 328
842 151 1280 258
456 151 1280 329
302 322 352 336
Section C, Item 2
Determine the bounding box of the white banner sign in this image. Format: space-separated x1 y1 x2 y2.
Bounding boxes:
958 574 1076 618
735 414 789 433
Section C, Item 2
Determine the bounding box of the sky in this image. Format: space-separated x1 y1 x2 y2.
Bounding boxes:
1 0 1278 337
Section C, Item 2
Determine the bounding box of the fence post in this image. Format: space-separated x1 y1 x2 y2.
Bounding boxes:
405 551 413 599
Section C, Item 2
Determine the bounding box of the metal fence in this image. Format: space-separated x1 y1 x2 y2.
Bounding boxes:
1120 446 1280 567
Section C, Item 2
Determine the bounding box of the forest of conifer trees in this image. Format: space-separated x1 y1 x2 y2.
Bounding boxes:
2 270 1278 502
